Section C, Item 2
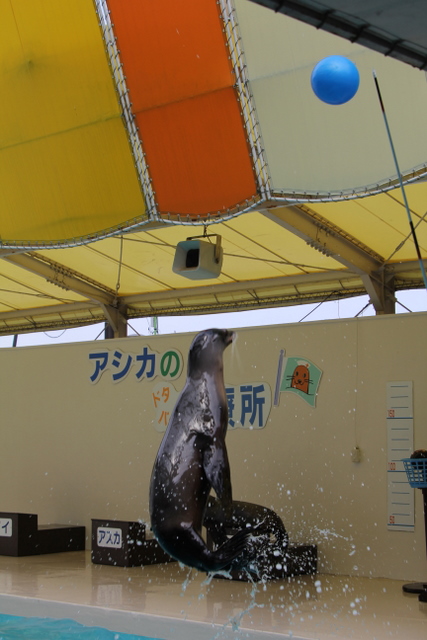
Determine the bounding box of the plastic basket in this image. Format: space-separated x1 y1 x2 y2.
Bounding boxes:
403 458 427 488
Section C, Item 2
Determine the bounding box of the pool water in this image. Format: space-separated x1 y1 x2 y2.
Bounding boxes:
0 613 162 640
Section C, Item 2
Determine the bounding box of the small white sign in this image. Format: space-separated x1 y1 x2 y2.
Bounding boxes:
96 527 123 548
387 473 414 529
0 518 12 537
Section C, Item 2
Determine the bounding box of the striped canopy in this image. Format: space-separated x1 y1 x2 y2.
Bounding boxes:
0 0 426 334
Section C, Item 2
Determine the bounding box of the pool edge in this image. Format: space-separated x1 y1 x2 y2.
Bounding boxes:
0 593 308 640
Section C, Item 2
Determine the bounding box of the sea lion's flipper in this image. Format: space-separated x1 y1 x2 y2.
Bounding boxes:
202 440 233 514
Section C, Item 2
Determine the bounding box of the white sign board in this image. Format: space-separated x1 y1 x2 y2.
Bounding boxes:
386 382 414 531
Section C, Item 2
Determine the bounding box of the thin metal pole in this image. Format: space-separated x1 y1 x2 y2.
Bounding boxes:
372 71 427 291
274 349 285 406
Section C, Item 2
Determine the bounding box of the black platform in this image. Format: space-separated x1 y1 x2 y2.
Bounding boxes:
211 543 318 582
91 519 175 567
0 512 85 557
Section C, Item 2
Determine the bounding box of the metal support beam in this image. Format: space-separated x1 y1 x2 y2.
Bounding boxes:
101 304 128 338
122 268 354 306
248 1 427 70
2 251 129 332
263 205 399 313
3 253 116 307
362 272 396 314
264 206 383 273
0 301 99 321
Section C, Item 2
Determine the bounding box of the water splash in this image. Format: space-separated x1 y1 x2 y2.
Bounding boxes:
207 570 268 639
180 566 196 597
229 332 243 370
202 569 233 586
230 572 268 632
311 525 351 542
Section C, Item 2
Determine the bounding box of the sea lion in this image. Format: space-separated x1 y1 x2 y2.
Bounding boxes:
149 328 249 572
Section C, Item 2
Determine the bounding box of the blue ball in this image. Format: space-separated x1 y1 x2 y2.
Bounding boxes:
311 55 360 105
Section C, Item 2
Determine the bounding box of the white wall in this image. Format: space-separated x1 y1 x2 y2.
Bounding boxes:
1 313 426 581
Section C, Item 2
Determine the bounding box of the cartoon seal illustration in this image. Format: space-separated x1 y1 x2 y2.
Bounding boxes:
291 363 310 394
149 328 249 572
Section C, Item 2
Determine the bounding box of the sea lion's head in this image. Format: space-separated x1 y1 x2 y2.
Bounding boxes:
188 329 235 376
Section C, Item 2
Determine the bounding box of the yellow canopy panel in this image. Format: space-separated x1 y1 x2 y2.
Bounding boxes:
0 0 147 246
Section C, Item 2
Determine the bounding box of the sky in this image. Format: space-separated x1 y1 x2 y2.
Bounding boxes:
0 289 425 349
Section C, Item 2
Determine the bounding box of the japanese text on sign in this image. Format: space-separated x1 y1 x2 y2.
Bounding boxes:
96 527 123 549
152 382 179 433
0 518 12 537
226 383 271 430
89 346 183 384
150 382 271 432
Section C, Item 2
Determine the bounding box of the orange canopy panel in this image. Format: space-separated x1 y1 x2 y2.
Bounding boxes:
107 0 257 217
